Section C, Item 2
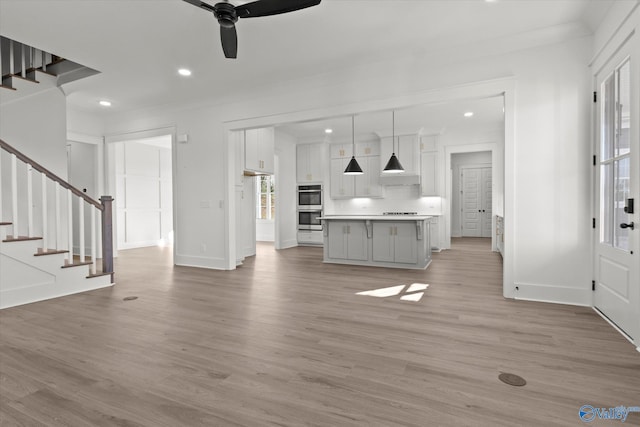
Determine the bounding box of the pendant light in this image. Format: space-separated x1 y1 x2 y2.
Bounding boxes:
344 115 363 175
383 110 405 174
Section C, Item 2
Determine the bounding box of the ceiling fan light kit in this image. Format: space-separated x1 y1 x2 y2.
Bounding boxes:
183 0 322 59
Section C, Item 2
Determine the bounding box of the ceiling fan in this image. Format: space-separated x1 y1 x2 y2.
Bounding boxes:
182 0 321 59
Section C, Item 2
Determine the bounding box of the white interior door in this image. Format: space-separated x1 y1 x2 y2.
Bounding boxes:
594 41 639 343
461 167 492 237
461 168 481 237
481 168 492 238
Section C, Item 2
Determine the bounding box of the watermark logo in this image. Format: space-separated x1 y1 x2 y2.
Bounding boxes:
579 405 640 423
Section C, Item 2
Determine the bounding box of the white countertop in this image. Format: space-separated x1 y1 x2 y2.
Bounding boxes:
318 215 432 221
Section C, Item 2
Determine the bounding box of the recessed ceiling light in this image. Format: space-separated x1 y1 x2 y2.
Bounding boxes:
464 112 474 117
325 128 333 134
99 100 111 107
178 68 192 76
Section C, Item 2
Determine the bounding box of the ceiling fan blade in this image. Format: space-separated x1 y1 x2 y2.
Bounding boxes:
235 0 321 18
182 0 215 13
220 24 238 59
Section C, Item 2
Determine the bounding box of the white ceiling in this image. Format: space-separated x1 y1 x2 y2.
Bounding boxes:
0 0 616 120
277 95 505 142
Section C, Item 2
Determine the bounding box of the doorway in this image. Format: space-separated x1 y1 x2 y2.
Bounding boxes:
112 135 174 251
450 151 494 240
593 38 639 343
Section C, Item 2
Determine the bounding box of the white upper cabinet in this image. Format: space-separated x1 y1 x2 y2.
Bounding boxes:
354 156 382 197
420 134 439 196
330 143 353 159
330 157 355 198
329 140 382 199
355 140 380 157
420 151 438 196
420 134 438 152
380 135 419 175
296 143 324 183
244 127 274 174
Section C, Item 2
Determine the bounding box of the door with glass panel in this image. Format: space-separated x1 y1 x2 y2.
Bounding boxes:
594 44 639 342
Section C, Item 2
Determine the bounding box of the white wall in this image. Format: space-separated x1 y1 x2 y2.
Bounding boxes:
274 129 298 249
0 87 68 241
97 33 594 306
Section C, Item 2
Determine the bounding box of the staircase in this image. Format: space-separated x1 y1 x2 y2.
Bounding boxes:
0 139 114 309
0 35 99 105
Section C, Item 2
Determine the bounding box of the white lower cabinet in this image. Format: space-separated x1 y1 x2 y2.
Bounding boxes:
322 217 431 269
327 221 368 261
372 222 417 264
428 216 440 251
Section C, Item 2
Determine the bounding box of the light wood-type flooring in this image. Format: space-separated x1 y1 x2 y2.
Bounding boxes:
1 238 639 426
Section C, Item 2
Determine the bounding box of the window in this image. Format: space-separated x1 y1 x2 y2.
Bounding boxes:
600 58 631 251
256 175 275 220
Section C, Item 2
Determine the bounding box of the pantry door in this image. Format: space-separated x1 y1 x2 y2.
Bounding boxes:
461 166 492 238
593 40 639 342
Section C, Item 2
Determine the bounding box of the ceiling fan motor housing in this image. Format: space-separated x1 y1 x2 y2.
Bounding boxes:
214 2 238 27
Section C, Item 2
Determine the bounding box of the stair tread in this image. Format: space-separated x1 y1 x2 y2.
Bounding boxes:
34 249 69 257
0 85 17 91
61 261 93 269
33 68 57 77
3 236 43 242
86 272 112 279
4 74 40 84
61 261 93 268
0 222 12 226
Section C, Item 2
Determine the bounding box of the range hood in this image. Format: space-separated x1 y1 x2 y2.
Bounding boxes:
379 173 420 186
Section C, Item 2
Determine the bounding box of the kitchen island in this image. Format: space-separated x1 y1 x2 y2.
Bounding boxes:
319 215 431 269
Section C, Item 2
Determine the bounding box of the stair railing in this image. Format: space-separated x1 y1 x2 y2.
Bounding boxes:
0 139 114 281
1 36 55 81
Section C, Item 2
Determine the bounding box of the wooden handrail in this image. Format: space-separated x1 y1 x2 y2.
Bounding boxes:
0 138 102 210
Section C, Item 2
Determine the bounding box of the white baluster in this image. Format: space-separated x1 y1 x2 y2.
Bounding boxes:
67 189 73 264
9 40 14 75
11 154 18 237
91 207 97 275
55 182 60 250
79 199 85 263
41 50 46 72
27 164 33 237
41 173 48 251
20 43 26 78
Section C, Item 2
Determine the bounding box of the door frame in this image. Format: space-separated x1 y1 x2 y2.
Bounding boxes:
105 126 177 261
444 143 502 252
591 32 640 347
223 78 516 299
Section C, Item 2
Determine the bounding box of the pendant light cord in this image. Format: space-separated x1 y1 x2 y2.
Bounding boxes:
392 110 395 154
352 115 355 153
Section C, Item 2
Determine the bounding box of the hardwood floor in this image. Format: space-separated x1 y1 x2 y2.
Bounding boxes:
1 238 639 426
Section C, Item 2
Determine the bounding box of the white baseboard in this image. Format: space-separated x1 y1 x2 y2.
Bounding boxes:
513 282 592 307
277 239 298 250
174 254 228 270
1 278 113 309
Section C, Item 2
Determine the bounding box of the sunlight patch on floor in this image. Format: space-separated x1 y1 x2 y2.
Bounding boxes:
356 283 429 302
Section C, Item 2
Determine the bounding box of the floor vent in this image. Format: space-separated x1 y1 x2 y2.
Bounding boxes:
498 372 526 387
